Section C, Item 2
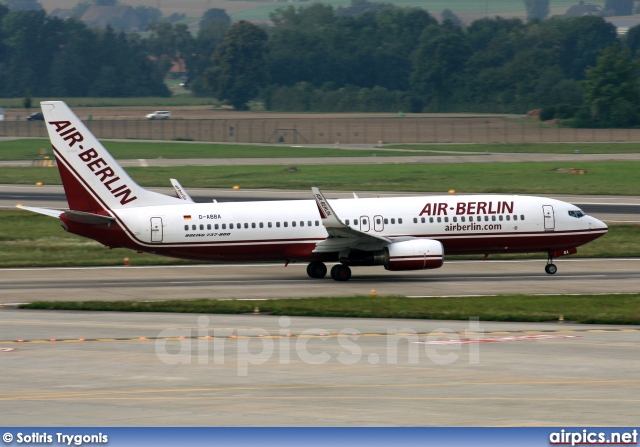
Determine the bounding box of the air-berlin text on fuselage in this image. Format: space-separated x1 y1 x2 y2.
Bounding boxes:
419 201 514 216
49 121 138 205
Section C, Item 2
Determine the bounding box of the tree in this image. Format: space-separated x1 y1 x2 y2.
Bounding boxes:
410 30 472 110
204 21 269 110
200 8 231 28
441 9 463 27
583 45 640 127
524 0 549 21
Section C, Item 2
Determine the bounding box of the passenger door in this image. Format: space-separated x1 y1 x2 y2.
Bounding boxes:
542 205 555 231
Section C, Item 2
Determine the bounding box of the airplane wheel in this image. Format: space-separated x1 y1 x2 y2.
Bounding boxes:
307 261 327 279
330 264 352 281
545 264 557 275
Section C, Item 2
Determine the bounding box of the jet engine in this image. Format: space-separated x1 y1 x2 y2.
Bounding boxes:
384 239 444 271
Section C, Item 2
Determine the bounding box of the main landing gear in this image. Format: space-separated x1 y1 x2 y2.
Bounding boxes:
545 252 557 275
306 261 352 281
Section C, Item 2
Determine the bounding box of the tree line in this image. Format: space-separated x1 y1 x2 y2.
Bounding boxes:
3 2 640 127
200 4 640 127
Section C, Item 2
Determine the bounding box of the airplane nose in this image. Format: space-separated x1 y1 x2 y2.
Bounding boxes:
592 216 608 231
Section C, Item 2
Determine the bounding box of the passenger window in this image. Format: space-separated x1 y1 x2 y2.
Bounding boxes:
284 222 289 227
469 216 474 222
484 216 489 221
506 215 510 221
413 218 417 224
391 218 395 224
315 221 320 226
453 217 457 223
259 223 263 228
276 222 281 228
308 221 312 226
252 223 256 228
461 216 465 222
345 219 350 225
421 217 425 223
292 222 296 227
499 215 503 221
300 221 304 227
444 217 448 223
192 225 196 230
184 225 188 231
398 218 403 224
215 224 219 230
437 217 441 223
492 216 496 221
230 224 234 229
429 217 434 223
207 224 211 230
513 215 518 221
222 224 226 229
244 223 249 229
268 222 272 228
521 215 525 220
354 219 358 225
363 219 368 225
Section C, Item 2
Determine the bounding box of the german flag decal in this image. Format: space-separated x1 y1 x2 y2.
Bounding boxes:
183 215 192 220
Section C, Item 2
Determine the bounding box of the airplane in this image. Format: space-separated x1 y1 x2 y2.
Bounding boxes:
18 101 608 281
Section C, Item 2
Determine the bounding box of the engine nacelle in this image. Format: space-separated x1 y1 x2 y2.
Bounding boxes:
384 239 444 271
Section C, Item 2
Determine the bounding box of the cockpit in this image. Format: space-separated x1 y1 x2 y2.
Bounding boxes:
568 210 585 218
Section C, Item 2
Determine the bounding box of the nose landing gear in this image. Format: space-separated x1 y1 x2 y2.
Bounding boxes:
545 252 557 275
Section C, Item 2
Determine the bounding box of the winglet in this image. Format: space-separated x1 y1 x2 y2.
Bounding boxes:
311 187 345 228
170 178 195 202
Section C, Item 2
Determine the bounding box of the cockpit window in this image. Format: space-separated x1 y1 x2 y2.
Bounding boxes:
568 210 585 218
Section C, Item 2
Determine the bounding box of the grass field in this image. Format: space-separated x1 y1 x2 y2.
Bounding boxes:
389 143 640 154
2 140 640 161
3 161 640 195
20 293 640 325
0 139 438 161
0 210 637 267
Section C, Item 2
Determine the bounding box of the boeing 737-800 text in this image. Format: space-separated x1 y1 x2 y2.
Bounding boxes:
18 101 608 281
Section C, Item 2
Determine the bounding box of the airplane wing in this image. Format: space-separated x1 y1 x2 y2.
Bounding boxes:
170 178 195 202
311 187 391 253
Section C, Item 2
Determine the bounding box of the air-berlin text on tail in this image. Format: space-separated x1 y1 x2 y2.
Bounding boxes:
419 201 514 216
49 121 138 205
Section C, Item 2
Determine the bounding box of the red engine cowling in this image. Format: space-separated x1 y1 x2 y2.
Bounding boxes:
385 239 444 271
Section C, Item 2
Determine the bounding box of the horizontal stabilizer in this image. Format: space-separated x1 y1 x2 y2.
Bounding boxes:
64 210 116 225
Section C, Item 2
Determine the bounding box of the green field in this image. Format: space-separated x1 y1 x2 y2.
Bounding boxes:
0 139 438 161
20 293 640 325
3 161 640 195
389 143 640 154
3 140 640 161
0 210 637 267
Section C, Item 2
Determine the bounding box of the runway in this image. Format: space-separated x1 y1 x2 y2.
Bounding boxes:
1 259 639 303
1 308 638 425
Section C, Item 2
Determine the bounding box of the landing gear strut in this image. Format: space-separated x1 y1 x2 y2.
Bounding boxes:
330 264 352 281
307 261 327 279
545 252 557 275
